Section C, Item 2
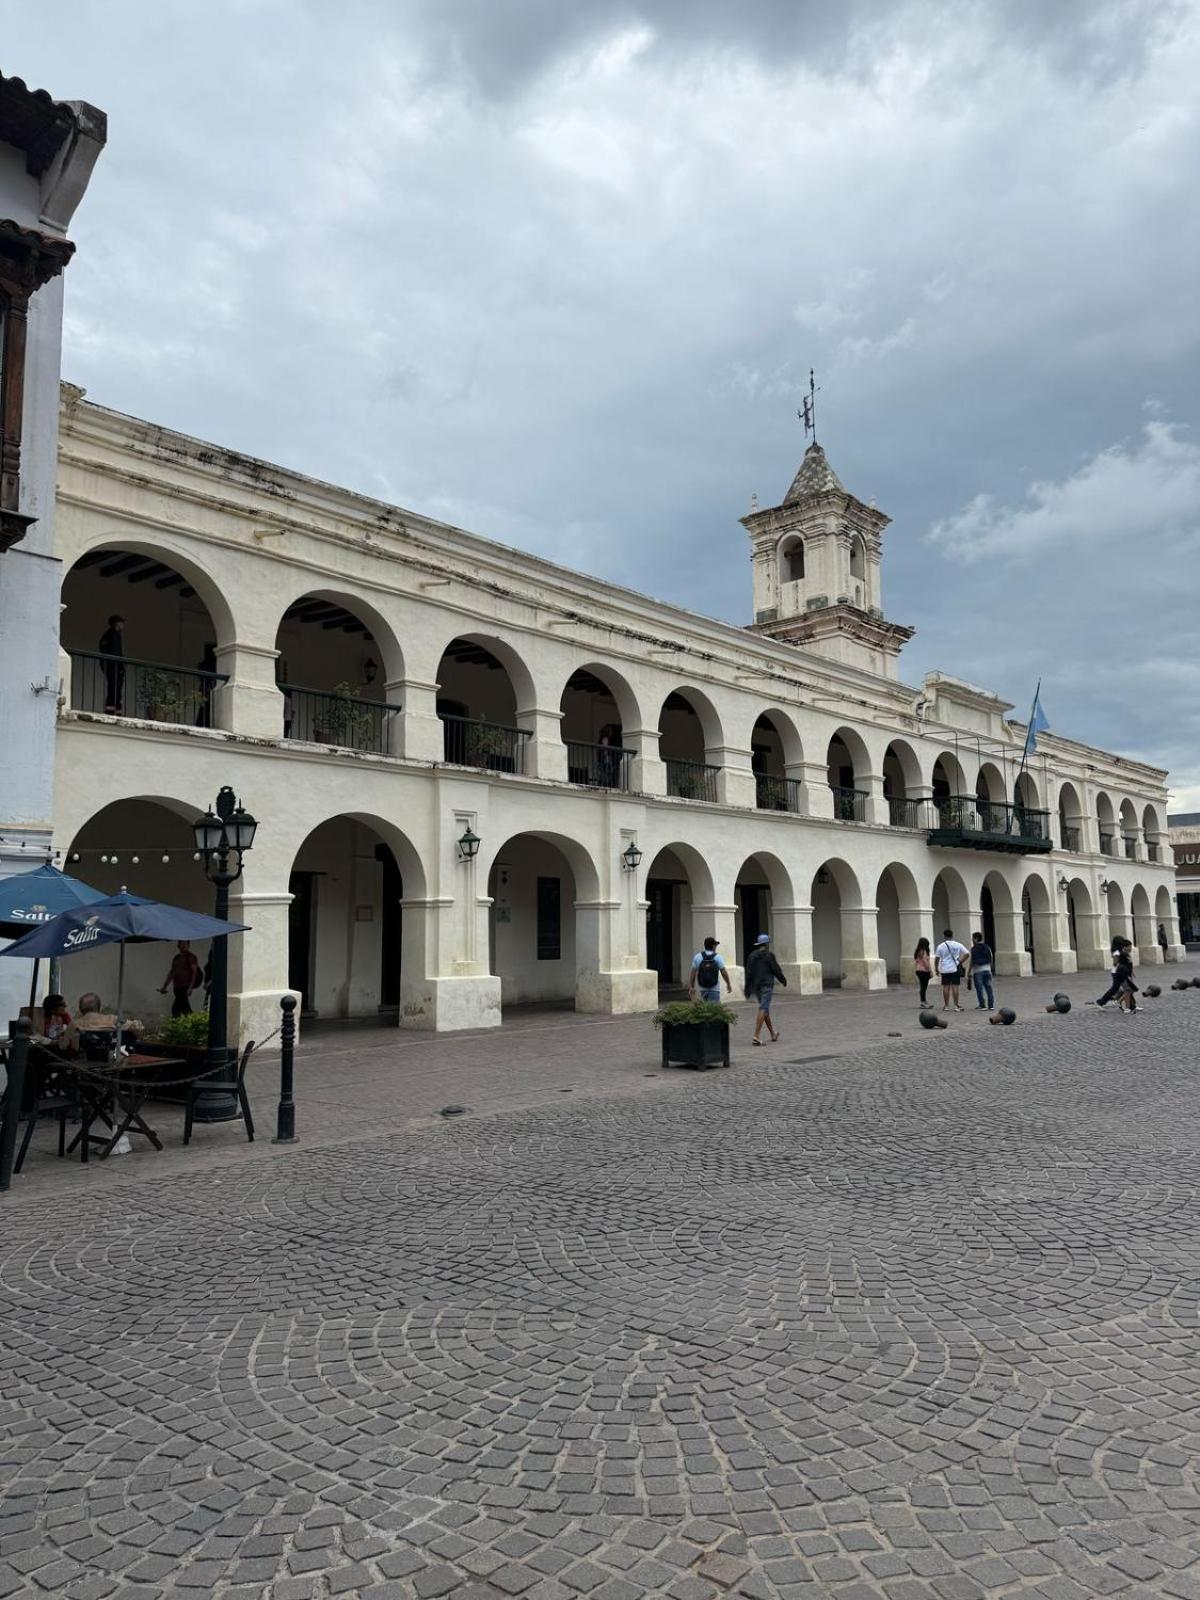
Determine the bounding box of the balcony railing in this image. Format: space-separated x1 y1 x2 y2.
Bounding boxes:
282 685 397 753
1123 837 1139 860
566 740 634 791
832 786 867 822
1099 832 1118 857
441 713 530 775
666 759 719 803
888 796 925 829
1060 824 1082 852
756 774 803 813
1148 841 1162 863
928 796 1052 854
69 651 227 727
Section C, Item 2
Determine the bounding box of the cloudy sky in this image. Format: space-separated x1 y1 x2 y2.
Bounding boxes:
13 0 1200 803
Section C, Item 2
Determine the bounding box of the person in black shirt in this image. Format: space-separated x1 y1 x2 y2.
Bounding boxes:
98 614 125 714
745 932 787 1045
968 931 994 1010
1097 940 1138 1011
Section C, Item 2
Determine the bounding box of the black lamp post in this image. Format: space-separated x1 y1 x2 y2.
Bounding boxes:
192 785 257 1120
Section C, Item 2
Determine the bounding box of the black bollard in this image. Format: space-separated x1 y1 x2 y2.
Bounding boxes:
989 1007 1016 1026
1172 978 1190 991
1145 984 1162 998
1053 992 1069 1004
272 995 297 1145
919 1010 948 1030
0 1018 31 1192
1044 996 1071 1014
1191 977 1200 990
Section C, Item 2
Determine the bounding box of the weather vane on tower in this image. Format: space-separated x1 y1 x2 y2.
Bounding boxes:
798 368 819 445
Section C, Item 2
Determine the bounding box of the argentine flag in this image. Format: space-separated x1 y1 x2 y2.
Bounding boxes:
1025 687 1050 756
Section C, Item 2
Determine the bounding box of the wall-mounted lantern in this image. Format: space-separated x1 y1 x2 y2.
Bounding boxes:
457 825 481 862
621 840 643 871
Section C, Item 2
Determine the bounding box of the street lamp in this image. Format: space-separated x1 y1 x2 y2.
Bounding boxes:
1099 878 1110 896
621 840 643 871
192 785 258 1119
1056 873 1070 893
457 824 481 862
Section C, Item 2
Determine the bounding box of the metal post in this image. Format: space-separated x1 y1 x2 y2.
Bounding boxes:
273 994 297 1144
0 1018 31 1193
197 839 238 1121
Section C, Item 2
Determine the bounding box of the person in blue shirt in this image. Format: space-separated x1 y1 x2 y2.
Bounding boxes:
968 931 995 1010
689 936 731 1002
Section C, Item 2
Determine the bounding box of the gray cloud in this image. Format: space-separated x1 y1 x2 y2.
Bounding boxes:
9 0 1200 801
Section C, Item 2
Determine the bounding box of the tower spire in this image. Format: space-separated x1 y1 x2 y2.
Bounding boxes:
798 368 819 445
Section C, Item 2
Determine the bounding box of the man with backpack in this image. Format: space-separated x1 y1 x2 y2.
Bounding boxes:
689 936 731 1003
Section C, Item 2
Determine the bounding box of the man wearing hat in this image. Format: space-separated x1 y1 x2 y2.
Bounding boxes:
689 935 731 1003
744 931 788 1044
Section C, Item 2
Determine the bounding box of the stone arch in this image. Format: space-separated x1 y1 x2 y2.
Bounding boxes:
931 750 968 797
659 688 724 798
1014 769 1041 811
1155 883 1177 950
274 586 404 682
932 866 972 941
287 811 428 1025
559 661 643 741
1096 791 1117 855
1057 781 1084 851
827 726 870 820
778 533 805 584
849 535 866 582
875 861 922 982
1020 871 1054 972
274 590 405 751
644 841 718 988
1130 882 1155 955
484 829 604 1013
1118 798 1140 858
977 869 1023 975
811 857 882 990
734 850 798 965
1065 876 1098 965
658 685 724 755
61 544 234 729
1143 803 1165 848
436 633 539 774
751 708 804 811
1105 880 1129 946
976 761 1006 804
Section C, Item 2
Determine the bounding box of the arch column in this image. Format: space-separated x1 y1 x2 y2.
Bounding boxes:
392 677 443 762
861 770 889 827
992 910 1033 976
899 904 933 968
803 764 835 819
574 897 657 1014
424 804 501 1030
1031 904 1077 974
226 888 299 1048
689 902 743 997
713 745 756 809
213 642 284 739
516 704 567 781
1133 907 1162 966
840 908 887 990
1162 910 1185 962
1071 909 1109 970
624 726 665 797
769 903 823 993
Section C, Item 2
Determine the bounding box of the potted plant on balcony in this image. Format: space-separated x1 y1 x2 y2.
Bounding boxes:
317 682 376 749
654 998 735 1069
139 668 183 724
467 719 514 771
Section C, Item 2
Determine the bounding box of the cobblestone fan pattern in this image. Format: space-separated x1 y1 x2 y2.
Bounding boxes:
4 1004 1200 1597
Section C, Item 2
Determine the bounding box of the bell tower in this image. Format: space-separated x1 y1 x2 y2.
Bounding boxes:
742 437 914 679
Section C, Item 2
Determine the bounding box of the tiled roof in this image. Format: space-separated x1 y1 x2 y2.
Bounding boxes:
784 442 844 504
0 70 86 176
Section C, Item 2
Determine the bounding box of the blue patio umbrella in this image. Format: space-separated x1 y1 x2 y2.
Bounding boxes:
0 891 249 1051
0 863 107 1011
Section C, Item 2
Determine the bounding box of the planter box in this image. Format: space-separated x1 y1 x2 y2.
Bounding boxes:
661 1020 730 1070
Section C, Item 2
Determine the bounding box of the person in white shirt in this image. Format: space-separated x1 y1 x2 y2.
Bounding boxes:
934 928 969 1012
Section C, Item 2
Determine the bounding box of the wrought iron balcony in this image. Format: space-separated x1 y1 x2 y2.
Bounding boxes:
1060 824 1082 852
832 786 867 822
1148 841 1162 862
1099 832 1119 857
666 759 719 803
282 685 398 753
888 796 925 829
566 739 634 791
1123 837 1140 860
928 796 1052 854
756 774 803 813
441 713 530 774
70 650 227 728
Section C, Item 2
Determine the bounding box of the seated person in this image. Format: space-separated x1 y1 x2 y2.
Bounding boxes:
42 994 71 1045
64 992 142 1054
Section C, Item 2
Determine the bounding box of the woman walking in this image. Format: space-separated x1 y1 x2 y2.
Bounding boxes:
914 937 932 1006
745 932 787 1044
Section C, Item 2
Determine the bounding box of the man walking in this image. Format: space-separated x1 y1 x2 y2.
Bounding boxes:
744 931 787 1044
934 927 969 1011
968 931 995 1010
159 940 202 1017
689 936 731 1002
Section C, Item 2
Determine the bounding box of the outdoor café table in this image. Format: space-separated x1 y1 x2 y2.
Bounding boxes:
65 1054 182 1161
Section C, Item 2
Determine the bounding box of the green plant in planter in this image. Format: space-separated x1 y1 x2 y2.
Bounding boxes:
139 667 184 723
157 1010 211 1048
466 720 513 764
653 999 738 1029
322 683 377 749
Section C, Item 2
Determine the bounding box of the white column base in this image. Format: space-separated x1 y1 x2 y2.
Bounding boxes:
778 961 823 995
1073 945 1109 971
576 968 659 1015
842 958 888 991
1136 946 1163 966
1035 948 1078 975
401 974 501 1032
229 989 302 1049
1165 944 1186 963
994 951 1033 977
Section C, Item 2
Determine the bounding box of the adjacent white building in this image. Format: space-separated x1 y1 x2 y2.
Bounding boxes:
48 390 1181 1043
0 71 105 1021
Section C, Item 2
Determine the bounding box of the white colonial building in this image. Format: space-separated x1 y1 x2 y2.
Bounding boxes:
49 389 1181 1043
0 71 105 1023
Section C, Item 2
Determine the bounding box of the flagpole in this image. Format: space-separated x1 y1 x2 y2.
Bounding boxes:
1009 679 1041 834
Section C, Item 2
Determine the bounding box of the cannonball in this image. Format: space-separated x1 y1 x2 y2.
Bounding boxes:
989 1007 1016 1025
1054 995 1071 1013
1191 977 1200 989
1144 984 1162 998
1173 978 1190 991
919 1010 940 1030
1053 991 1069 1004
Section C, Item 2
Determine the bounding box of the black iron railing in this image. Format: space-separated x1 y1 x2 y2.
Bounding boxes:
888 796 924 828
1099 832 1118 857
1148 841 1162 862
281 685 397 753
69 650 227 727
832 786 867 822
756 774 803 813
1060 824 1082 852
566 740 634 791
1123 836 1139 860
440 713 529 774
666 759 719 803
928 795 1052 853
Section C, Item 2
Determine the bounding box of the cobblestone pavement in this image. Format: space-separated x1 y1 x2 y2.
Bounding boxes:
4 984 1200 1597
